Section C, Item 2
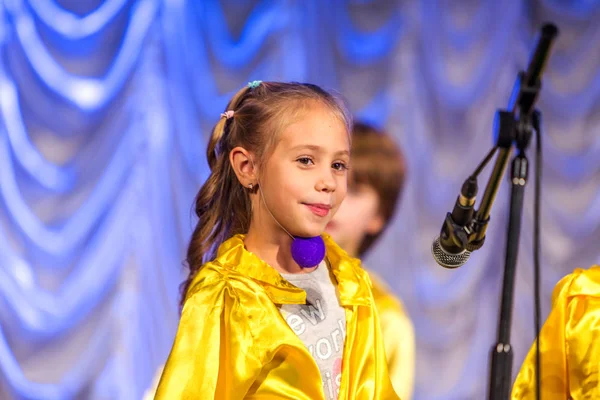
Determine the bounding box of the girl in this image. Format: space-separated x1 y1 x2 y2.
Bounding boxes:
155 81 398 399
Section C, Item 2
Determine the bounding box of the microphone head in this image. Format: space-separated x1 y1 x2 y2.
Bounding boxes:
431 237 471 269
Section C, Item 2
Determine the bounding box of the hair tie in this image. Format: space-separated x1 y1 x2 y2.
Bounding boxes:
247 80 262 89
220 110 234 120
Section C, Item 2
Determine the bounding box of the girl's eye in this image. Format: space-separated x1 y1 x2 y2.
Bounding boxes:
297 157 314 166
332 162 349 171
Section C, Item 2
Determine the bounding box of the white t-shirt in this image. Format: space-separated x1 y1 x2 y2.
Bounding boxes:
279 261 347 400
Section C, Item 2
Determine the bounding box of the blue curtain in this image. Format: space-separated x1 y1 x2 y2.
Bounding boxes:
1 0 599 399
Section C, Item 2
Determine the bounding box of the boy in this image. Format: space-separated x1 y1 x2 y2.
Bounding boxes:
326 121 414 400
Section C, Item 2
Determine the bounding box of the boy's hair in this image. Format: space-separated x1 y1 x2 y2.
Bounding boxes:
181 82 352 305
351 122 406 257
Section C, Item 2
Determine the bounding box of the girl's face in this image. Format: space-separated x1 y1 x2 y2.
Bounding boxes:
256 104 350 239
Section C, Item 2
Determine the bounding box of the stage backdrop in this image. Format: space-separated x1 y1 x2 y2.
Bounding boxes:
1 0 599 399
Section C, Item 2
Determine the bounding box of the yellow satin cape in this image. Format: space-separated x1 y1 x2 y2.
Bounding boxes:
369 270 415 400
512 265 600 399
155 234 399 399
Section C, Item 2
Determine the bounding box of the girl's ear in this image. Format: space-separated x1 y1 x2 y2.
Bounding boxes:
230 147 257 187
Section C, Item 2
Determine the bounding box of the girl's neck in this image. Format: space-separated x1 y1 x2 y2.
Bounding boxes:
244 223 316 274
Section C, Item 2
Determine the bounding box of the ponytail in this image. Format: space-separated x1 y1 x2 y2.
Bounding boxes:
179 87 252 305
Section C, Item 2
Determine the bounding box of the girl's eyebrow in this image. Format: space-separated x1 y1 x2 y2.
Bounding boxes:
290 144 322 152
289 144 349 157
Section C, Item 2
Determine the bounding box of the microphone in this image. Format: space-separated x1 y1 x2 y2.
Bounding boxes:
524 24 559 89
432 176 478 268
508 23 559 116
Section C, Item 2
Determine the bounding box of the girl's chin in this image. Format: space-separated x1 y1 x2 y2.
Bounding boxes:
289 225 326 239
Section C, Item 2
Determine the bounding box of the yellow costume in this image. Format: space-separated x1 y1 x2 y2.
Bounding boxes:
155 234 399 399
512 265 600 399
369 271 415 400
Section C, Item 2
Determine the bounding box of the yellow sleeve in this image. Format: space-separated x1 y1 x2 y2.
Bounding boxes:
512 266 600 399
563 295 600 398
380 304 415 400
369 271 415 400
155 278 263 399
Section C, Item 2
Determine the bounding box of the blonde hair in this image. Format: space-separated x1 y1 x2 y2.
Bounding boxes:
181 82 352 305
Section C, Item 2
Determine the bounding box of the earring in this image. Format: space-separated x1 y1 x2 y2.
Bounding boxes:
248 183 253 189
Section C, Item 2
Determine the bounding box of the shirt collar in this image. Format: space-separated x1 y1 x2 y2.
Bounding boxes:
214 234 371 306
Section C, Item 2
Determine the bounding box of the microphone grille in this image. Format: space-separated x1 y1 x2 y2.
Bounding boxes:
431 237 471 269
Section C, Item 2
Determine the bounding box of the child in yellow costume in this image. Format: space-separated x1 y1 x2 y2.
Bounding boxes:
325 122 415 400
512 265 600 399
153 82 399 399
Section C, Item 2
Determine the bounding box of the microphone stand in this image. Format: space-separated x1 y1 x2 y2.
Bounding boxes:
484 21 560 398
441 24 558 399
485 105 538 400
481 23 557 397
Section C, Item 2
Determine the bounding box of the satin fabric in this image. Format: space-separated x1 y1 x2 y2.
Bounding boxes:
155 234 399 399
511 265 600 399
369 271 415 400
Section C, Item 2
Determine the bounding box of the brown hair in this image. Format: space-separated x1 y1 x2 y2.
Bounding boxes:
350 121 406 257
181 82 352 305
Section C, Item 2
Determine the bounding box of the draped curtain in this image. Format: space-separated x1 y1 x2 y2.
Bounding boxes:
0 0 598 399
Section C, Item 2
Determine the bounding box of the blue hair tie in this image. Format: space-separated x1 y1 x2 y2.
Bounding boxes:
247 80 262 89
